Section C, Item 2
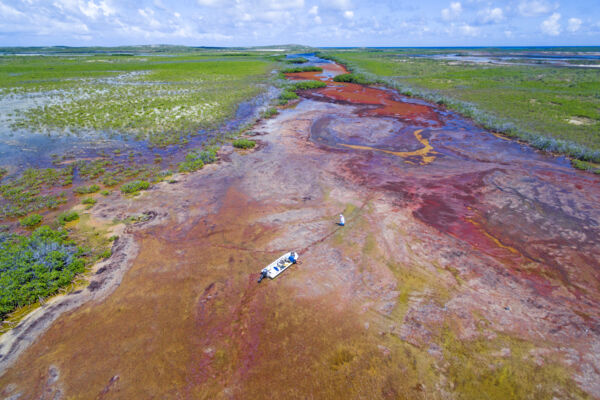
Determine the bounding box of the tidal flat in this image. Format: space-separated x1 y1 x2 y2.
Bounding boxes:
0 48 599 399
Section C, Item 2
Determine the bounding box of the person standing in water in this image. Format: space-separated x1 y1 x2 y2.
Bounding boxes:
339 214 345 226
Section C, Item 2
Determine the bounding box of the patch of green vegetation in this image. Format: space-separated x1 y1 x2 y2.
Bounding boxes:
279 89 299 102
120 180 150 194
57 210 79 225
278 80 326 105
19 213 42 228
281 66 323 73
291 80 327 90
333 73 373 84
100 190 110 196
286 57 309 64
232 138 256 149
0 167 71 218
76 160 111 180
0 226 85 319
0 168 7 181
178 147 218 173
73 184 100 195
81 197 97 208
2 54 275 147
261 107 279 118
441 329 589 399
324 50 600 161
572 159 600 174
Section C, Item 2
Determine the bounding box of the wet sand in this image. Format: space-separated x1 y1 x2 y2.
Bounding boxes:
1 62 599 399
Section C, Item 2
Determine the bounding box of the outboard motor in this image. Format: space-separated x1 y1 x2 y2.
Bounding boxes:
288 252 297 264
258 270 267 283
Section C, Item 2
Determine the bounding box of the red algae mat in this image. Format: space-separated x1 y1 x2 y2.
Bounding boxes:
1 61 600 399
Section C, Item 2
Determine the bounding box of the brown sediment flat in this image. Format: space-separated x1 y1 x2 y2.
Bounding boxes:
1 63 600 399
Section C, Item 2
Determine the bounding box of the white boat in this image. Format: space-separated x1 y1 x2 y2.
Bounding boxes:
258 251 299 282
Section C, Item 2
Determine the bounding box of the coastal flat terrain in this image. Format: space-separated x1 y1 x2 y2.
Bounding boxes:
0 49 599 399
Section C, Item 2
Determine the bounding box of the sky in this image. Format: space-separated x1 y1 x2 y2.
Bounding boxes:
0 0 598 47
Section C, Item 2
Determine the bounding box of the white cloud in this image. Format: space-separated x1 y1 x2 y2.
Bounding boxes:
541 12 561 35
265 0 304 10
479 7 504 23
0 1 24 18
314 15 322 23
567 17 582 32
79 1 115 19
197 0 223 6
518 0 557 17
442 2 462 21
343 10 354 19
308 5 318 15
460 23 480 36
327 0 352 10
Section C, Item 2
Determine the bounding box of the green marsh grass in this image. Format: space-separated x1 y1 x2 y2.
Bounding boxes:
281 66 323 73
1 54 275 147
120 180 150 194
19 213 42 227
232 138 256 149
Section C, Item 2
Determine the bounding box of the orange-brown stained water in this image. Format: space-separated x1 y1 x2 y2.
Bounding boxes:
2 60 600 399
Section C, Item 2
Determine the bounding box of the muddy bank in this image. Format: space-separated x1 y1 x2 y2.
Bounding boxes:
0 61 599 399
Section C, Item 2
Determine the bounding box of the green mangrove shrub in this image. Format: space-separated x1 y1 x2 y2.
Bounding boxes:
57 211 79 225
120 180 150 194
20 214 43 228
178 147 218 173
281 66 323 73
82 197 97 206
291 80 327 90
333 73 373 85
261 108 279 119
0 226 85 319
232 138 256 149
74 184 100 195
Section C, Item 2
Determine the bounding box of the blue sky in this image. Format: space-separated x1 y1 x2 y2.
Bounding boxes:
0 0 598 47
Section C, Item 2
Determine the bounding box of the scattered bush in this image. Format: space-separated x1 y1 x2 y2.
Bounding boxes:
120 180 150 194
100 190 110 196
291 80 327 90
20 214 43 228
261 108 279 119
232 138 256 149
99 249 112 259
178 148 218 173
572 159 600 173
74 184 100 195
286 57 308 64
82 197 97 205
278 90 299 105
102 176 120 187
0 168 7 181
0 226 84 318
333 73 373 85
281 66 323 73
57 211 79 225
278 80 326 105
